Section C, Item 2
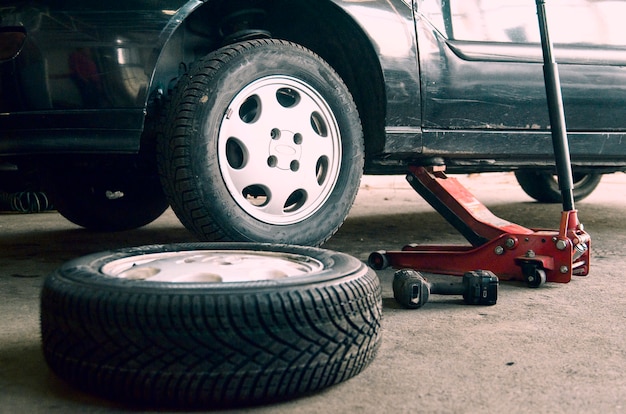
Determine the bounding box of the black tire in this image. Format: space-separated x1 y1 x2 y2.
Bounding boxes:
157 39 364 246
45 166 168 231
40 242 382 409
514 170 602 203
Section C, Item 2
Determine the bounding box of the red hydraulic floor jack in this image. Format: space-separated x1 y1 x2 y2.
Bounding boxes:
368 1 591 292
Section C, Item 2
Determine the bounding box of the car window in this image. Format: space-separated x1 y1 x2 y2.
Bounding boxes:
420 0 626 46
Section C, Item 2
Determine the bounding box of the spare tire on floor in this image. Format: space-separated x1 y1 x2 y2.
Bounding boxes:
40 243 382 409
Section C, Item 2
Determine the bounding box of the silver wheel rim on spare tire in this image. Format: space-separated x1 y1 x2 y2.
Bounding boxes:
217 75 342 225
101 250 324 283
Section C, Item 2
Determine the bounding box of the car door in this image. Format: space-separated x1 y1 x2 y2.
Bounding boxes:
415 0 626 159
0 1 188 113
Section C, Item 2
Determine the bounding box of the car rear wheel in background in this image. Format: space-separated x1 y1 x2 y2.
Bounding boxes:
45 164 169 231
40 243 382 409
157 39 364 246
514 170 602 203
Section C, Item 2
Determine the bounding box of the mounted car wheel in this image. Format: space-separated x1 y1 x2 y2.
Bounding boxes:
45 166 168 231
514 170 602 203
40 242 382 409
157 39 364 246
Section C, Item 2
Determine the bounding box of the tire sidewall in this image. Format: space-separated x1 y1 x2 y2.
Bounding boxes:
165 40 364 245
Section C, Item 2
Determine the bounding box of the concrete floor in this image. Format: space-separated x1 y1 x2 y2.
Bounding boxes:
2 172 626 413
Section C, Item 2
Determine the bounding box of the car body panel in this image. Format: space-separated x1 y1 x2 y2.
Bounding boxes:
414 0 626 169
418 0 626 132
0 0 422 157
1 0 626 171
336 0 423 157
0 1 203 154
0 1 196 111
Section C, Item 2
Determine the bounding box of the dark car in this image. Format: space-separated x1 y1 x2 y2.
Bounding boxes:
2 0 625 245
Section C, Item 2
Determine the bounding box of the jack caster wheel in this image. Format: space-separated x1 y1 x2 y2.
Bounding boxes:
522 264 547 288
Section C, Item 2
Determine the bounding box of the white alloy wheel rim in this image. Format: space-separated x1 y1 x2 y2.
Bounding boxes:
101 250 324 283
217 75 342 225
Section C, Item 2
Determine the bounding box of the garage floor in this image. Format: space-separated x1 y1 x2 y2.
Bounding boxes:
2 172 626 413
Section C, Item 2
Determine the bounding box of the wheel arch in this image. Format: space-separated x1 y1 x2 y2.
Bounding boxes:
146 0 387 164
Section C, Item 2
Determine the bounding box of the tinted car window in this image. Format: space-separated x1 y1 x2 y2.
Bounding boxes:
421 0 626 46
